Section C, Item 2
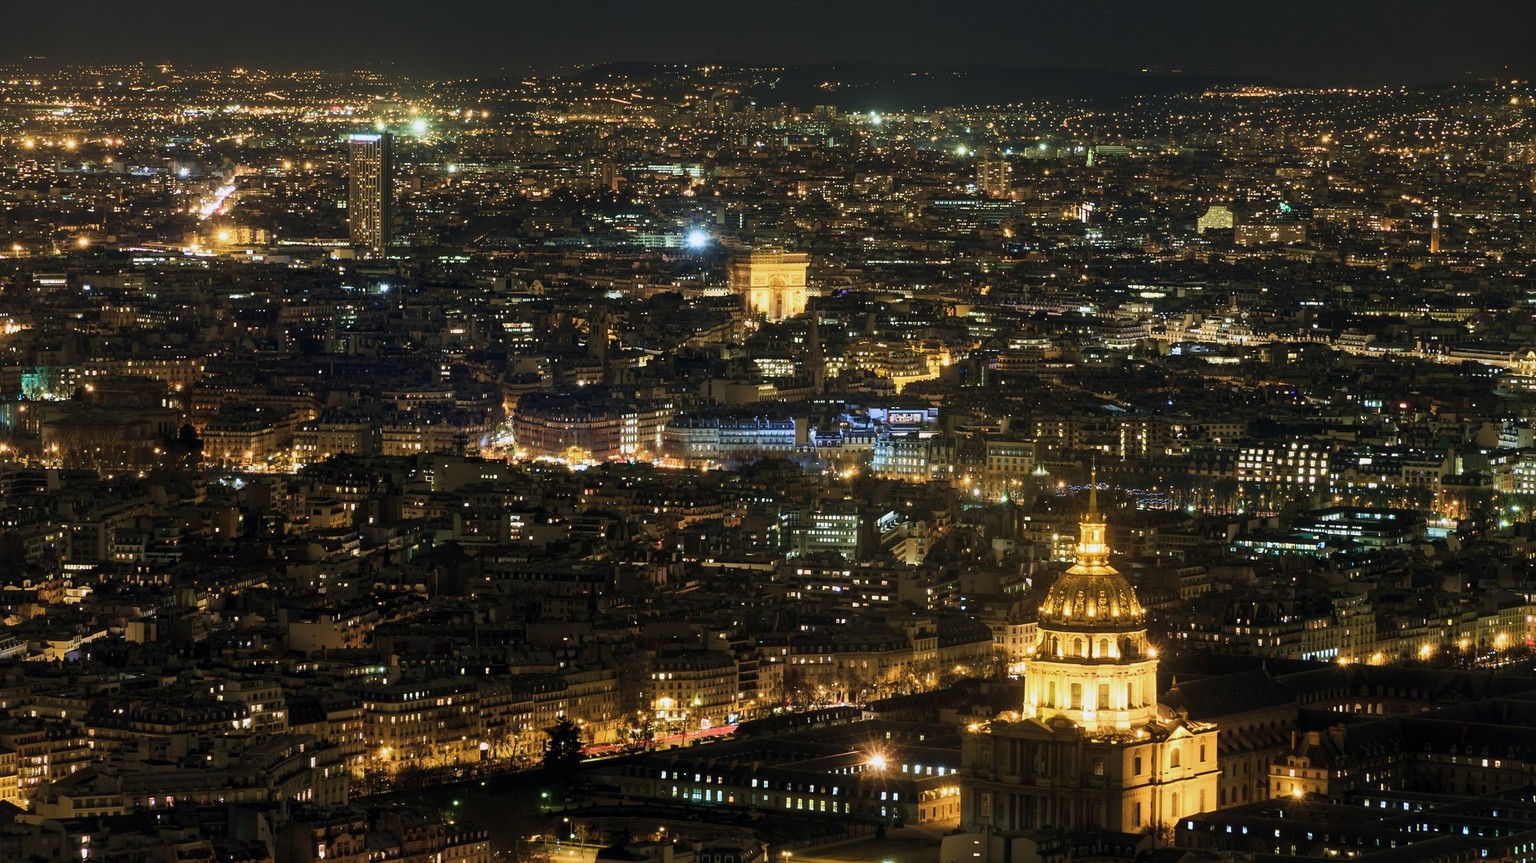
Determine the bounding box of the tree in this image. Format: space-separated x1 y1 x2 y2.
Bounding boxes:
1142 820 1176 849
543 717 584 771
501 836 551 863
622 715 656 755
177 423 201 452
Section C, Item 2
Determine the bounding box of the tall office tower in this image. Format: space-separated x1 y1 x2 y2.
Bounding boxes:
728 249 809 322
960 470 1218 836
348 132 393 256
976 151 1013 198
1197 204 1235 234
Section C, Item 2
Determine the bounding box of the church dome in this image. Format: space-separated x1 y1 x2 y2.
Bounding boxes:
1038 569 1145 627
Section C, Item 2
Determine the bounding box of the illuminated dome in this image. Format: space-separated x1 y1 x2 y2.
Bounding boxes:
1039 569 1145 628
1022 464 1161 731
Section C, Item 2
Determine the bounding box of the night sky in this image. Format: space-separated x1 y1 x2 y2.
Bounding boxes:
6 0 1535 86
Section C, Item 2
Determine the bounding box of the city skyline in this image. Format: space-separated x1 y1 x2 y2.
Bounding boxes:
3 17 1536 862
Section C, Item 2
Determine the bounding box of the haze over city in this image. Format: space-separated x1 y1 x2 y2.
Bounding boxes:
7 0 1536 85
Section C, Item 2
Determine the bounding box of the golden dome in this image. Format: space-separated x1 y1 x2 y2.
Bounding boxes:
1038 569 1145 627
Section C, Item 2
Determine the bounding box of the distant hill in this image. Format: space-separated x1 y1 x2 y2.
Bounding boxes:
573 62 1273 109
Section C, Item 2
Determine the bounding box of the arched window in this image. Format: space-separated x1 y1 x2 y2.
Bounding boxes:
1170 747 1181 769
1200 743 1207 762
1074 638 1086 657
1099 638 1109 658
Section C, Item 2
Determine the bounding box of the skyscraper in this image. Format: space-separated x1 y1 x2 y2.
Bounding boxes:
348 132 393 257
976 150 1012 198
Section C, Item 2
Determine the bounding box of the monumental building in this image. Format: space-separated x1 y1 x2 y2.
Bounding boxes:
729 249 810 322
958 474 1220 838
